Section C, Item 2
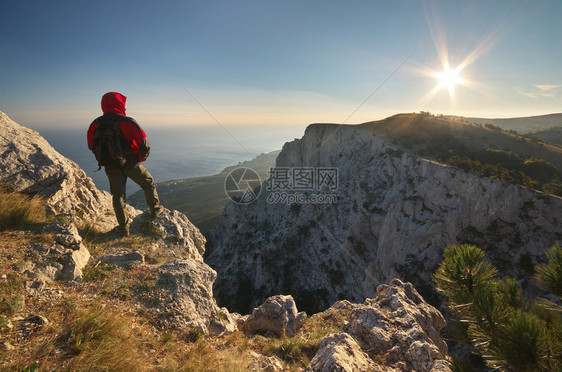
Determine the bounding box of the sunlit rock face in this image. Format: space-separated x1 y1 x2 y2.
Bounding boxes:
208 121 562 314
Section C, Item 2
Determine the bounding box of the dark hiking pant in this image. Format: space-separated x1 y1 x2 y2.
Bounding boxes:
105 159 160 228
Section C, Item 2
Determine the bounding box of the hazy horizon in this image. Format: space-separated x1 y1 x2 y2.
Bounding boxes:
36 123 305 193
5 109 562 134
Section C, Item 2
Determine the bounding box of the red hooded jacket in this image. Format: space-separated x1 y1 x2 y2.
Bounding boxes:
87 92 150 162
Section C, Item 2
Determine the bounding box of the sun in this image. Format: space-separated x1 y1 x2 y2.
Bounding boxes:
418 60 469 105
434 64 464 94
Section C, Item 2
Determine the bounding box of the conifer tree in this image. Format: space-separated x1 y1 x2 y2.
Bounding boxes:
434 243 562 371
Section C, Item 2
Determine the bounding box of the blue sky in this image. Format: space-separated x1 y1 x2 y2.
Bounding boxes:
1 0 561 130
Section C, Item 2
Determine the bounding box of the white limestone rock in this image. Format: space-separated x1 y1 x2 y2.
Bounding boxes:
306 332 382 372
248 350 284 372
21 222 91 283
57 244 91 281
99 249 145 269
154 259 237 335
240 295 307 337
132 209 206 258
208 121 562 313
43 222 82 249
342 279 450 372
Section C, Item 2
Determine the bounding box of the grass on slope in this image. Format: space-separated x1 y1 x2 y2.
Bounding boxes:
0 183 47 231
0 215 355 371
449 113 562 133
361 113 562 197
527 127 562 148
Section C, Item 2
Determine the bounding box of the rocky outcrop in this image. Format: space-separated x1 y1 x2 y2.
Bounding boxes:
20 222 91 286
239 295 306 337
136 209 206 257
307 332 380 372
308 279 450 372
154 258 237 335
0 113 233 336
123 209 238 335
0 110 138 231
341 279 450 372
208 120 562 313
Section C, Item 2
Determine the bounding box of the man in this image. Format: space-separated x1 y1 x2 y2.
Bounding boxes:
87 92 164 236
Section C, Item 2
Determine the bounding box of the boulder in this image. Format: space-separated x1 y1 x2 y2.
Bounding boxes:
248 350 284 372
43 222 82 249
306 332 382 372
56 244 91 281
131 209 206 258
154 259 237 335
240 295 306 337
22 222 91 283
342 279 450 372
100 249 145 269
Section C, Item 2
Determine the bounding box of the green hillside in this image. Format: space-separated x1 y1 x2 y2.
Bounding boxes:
361 113 562 196
447 113 562 133
526 126 562 147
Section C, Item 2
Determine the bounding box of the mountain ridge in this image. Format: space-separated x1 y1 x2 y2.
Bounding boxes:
446 112 562 133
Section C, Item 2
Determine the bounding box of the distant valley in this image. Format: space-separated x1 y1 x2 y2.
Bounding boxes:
129 150 280 234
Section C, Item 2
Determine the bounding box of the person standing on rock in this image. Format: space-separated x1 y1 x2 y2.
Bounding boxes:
87 92 164 236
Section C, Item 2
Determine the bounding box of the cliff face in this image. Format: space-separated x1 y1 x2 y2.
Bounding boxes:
0 111 138 231
207 122 562 313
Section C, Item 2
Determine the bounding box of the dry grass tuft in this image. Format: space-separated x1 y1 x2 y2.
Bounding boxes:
248 307 351 369
3 296 150 372
0 184 47 231
158 338 252 372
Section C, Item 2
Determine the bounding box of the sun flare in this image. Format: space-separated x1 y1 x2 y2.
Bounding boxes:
418 60 471 105
434 64 464 94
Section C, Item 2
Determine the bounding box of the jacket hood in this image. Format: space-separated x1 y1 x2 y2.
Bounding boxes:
101 92 127 115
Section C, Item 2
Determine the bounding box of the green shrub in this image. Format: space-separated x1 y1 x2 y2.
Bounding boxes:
434 243 562 371
264 337 307 362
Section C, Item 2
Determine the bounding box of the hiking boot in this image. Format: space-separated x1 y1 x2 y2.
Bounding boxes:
150 205 165 218
118 224 130 237
112 219 130 237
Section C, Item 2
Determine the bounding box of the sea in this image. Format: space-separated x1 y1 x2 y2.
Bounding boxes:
37 124 306 193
